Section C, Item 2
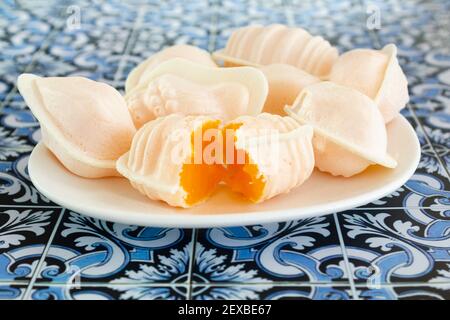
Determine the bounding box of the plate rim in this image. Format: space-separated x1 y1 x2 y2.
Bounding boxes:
28 115 421 228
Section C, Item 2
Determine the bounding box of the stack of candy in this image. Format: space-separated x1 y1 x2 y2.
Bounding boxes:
18 24 409 208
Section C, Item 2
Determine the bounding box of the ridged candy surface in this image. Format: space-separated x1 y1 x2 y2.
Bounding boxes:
220 24 338 77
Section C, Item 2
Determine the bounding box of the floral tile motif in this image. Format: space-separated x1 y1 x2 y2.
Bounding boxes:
28 6 139 91
193 216 348 284
0 152 55 206
338 208 450 285
357 284 450 300
192 284 354 300
0 207 62 281
0 0 448 301
361 115 450 209
36 211 193 285
361 0 450 176
0 2 54 78
0 284 26 300
29 284 187 300
140 0 212 48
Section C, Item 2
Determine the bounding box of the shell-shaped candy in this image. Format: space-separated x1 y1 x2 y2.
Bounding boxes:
213 24 339 78
125 58 268 128
224 113 314 203
116 114 224 208
285 82 397 177
329 44 409 123
125 45 217 94
260 64 320 115
18 74 136 178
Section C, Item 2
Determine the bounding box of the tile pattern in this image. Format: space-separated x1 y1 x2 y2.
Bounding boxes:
0 0 449 300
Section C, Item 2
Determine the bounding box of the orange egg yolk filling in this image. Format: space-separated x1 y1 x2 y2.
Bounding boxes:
180 120 224 206
222 123 266 203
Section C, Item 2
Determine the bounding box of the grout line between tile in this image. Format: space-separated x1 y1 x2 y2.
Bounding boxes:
0 280 30 286
207 0 219 53
342 206 450 210
22 208 66 300
0 205 62 209
6 280 450 288
112 5 147 87
27 281 352 288
333 213 359 300
30 282 190 288
189 282 352 287
283 1 295 27
354 282 450 288
186 228 198 300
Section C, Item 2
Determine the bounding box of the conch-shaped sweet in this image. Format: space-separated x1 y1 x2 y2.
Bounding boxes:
116 114 224 208
213 24 339 78
285 82 397 177
17 74 136 178
260 64 320 115
125 58 269 128
329 44 409 123
126 44 217 93
224 113 314 203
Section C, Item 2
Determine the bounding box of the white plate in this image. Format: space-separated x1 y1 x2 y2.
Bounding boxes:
28 115 420 228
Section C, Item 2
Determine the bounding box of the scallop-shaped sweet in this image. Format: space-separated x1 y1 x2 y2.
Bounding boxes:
260 64 320 115
329 44 409 123
213 24 339 78
125 58 268 128
285 82 397 177
17 74 136 178
223 113 315 203
116 114 224 208
125 45 217 94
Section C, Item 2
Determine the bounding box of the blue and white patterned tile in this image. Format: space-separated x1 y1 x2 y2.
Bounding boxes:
0 100 40 145
214 0 371 52
28 6 139 91
192 284 354 300
0 0 447 301
356 284 450 300
214 0 290 51
0 284 27 300
193 216 348 284
359 115 450 209
29 284 187 300
9 0 73 28
0 151 56 206
132 1 213 68
286 0 371 51
361 0 450 176
0 2 54 90
35 211 193 285
0 207 61 281
337 208 450 285
420 122 450 175
0 99 50 205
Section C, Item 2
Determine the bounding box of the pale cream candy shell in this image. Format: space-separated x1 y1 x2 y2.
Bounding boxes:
329 44 409 123
228 113 315 202
214 24 338 78
125 58 269 127
17 74 136 178
285 82 397 177
125 45 217 94
260 64 320 115
116 114 219 208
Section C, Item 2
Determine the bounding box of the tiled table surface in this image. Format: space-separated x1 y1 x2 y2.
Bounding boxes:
0 0 449 300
